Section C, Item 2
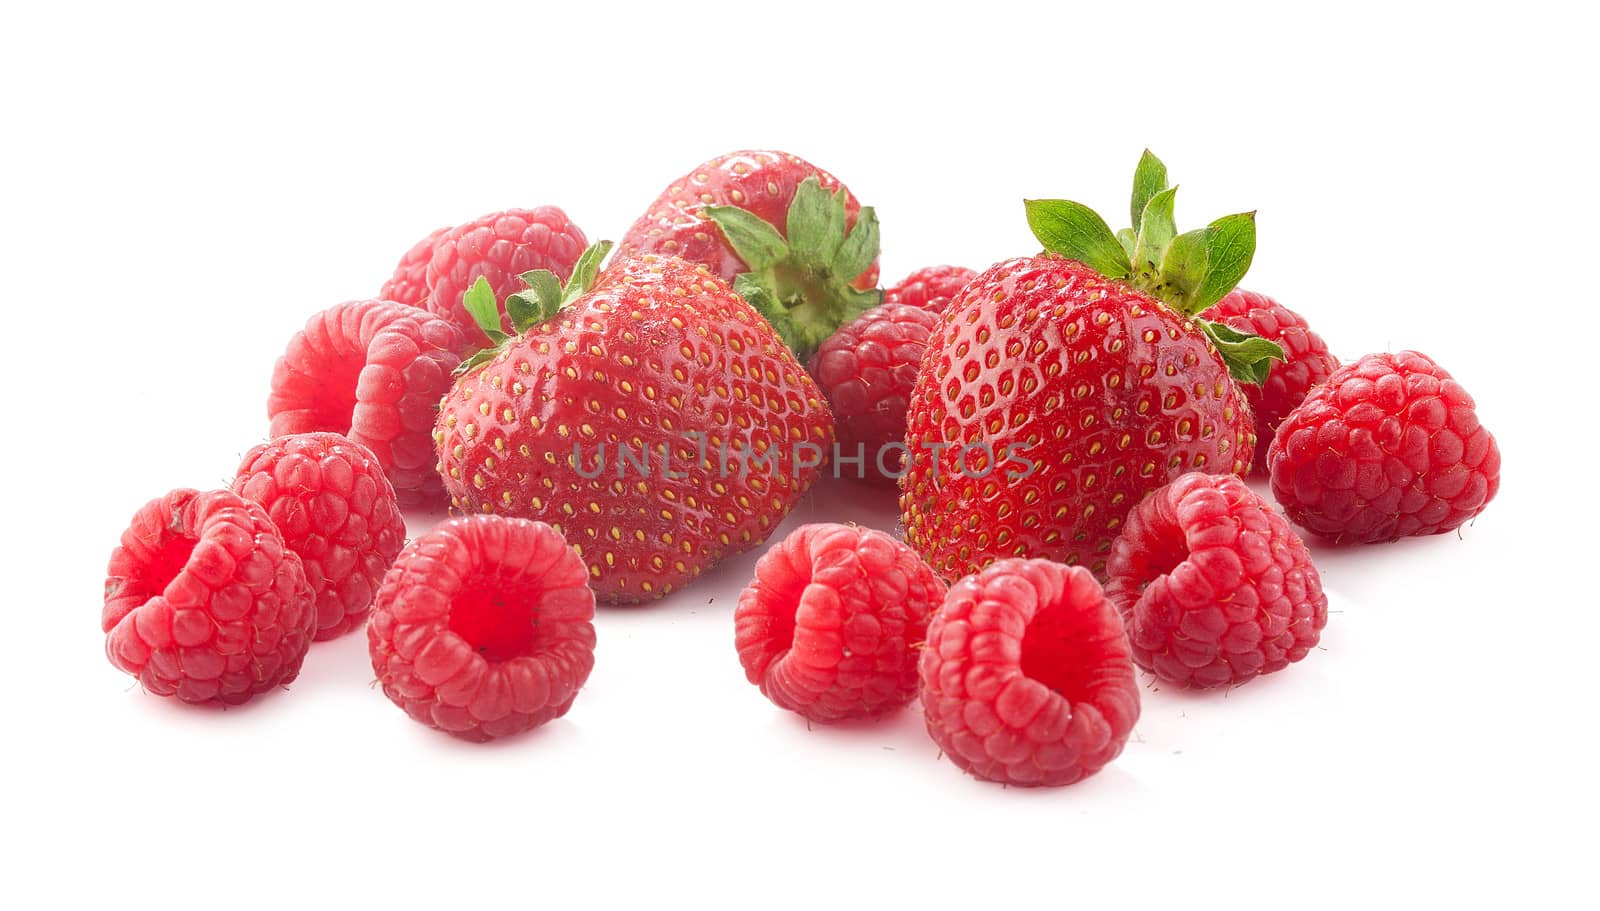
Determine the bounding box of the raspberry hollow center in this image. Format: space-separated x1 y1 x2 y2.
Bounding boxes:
141 532 198 598
1129 521 1189 594
1019 600 1103 702
750 563 808 667
314 355 362 431
448 580 543 663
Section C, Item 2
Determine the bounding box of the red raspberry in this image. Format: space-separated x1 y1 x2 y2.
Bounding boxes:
268 299 464 505
1106 472 1328 688
232 433 407 641
368 516 597 742
1204 289 1340 470
734 523 945 722
425 208 588 340
379 225 450 307
1268 350 1501 543
920 559 1139 787
809 304 940 485
103 489 315 705
883 265 977 312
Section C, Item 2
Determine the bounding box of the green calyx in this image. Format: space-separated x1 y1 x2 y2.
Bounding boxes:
1023 150 1284 385
456 239 614 374
706 176 882 360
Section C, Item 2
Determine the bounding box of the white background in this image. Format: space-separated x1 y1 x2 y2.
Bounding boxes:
3 1 1593 907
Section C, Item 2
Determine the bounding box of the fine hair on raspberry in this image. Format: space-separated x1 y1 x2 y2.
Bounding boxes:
368 516 597 742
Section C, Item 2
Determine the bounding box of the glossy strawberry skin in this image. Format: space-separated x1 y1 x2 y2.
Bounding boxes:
617 149 878 290
434 255 835 604
900 256 1256 582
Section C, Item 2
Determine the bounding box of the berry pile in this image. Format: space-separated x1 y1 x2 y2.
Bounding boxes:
102 148 1499 789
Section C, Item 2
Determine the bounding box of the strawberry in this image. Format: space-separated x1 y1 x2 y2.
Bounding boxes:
434 243 836 604
617 150 881 359
900 152 1284 581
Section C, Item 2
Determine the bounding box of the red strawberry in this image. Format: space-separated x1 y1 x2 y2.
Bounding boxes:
617 150 880 359
884 265 977 312
1203 289 1340 470
901 152 1282 581
379 225 450 308
434 243 836 604
425 208 588 341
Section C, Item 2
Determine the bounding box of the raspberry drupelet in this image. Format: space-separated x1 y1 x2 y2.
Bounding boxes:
1268 350 1500 543
883 265 977 313
232 432 406 641
268 299 464 505
808 304 940 485
920 558 1140 787
103 489 315 705
1106 472 1328 688
1203 289 1339 471
368 516 597 742
734 523 946 722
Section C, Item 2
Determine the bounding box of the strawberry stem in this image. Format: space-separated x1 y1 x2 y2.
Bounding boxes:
707 177 881 360
1024 152 1285 385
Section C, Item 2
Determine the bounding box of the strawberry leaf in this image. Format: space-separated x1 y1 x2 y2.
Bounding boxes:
705 206 788 272
734 273 794 346
1191 212 1256 312
453 347 502 378
506 270 563 332
461 277 507 345
1025 199 1132 279
563 239 613 301
1115 227 1136 261
454 241 614 372
1131 185 1179 279
1130 150 1169 232
833 205 880 284
1158 228 1210 312
1198 318 1284 386
786 178 846 269
720 178 881 361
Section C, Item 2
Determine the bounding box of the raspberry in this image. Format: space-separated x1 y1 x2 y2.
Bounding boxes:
368 516 597 742
232 433 407 641
1106 472 1327 688
103 489 315 705
734 523 945 722
1203 289 1340 470
379 225 450 307
1268 350 1501 543
268 299 464 505
809 304 939 485
425 208 588 341
883 265 977 312
920 559 1139 787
